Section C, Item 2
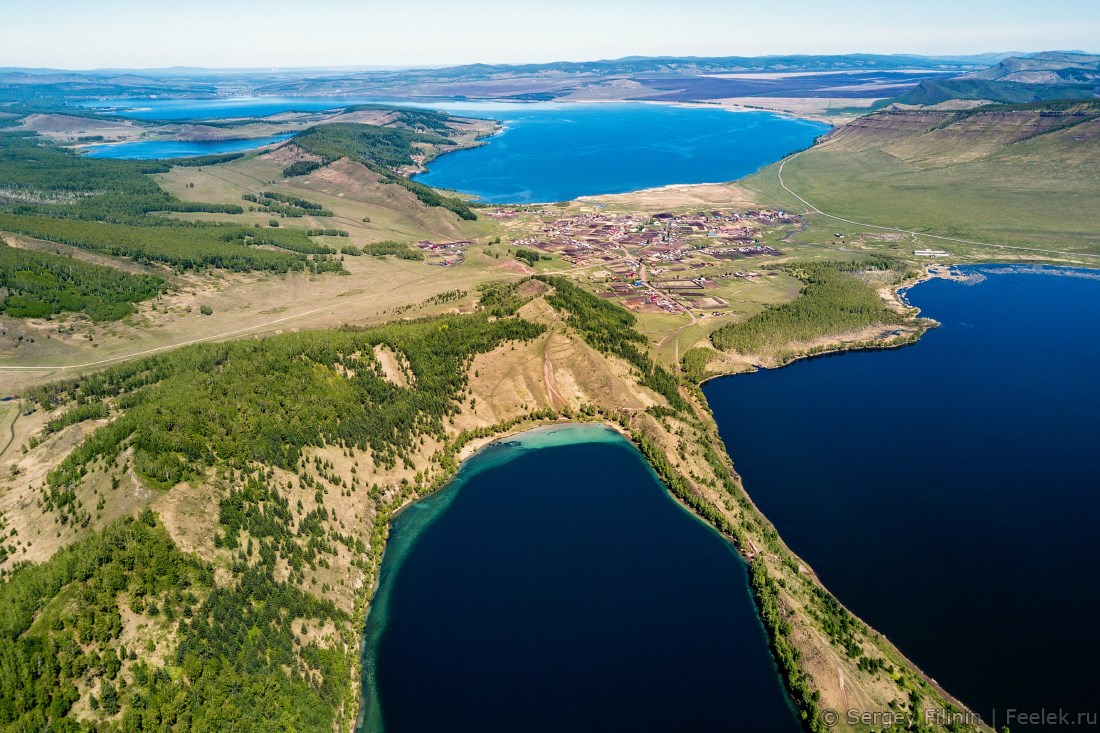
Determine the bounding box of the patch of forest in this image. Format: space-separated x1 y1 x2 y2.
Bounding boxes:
0 213 330 273
242 191 334 218
0 132 242 222
0 500 349 731
4 311 546 728
710 259 909 354
30 313 543 523
286 124 478 221
0 131 350 274
0 242 164 321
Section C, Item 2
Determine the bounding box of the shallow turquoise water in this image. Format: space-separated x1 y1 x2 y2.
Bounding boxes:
361 424 799 733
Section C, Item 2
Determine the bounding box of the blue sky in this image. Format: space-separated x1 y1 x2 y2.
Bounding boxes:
5 0 1099 69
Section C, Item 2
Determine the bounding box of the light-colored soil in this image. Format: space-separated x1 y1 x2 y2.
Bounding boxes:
713 96 885 122
16 113 148 142
0 243 515 395
259 143 322 166
373 344 412 388
579 182 761 211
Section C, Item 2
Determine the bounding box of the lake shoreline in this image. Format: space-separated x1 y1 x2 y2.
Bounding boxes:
698 262 1100 383
349 268 1015 733
697 263 943 384
359 420 802 732
409 103 829 203
354 414 630 732
703 263 1100 727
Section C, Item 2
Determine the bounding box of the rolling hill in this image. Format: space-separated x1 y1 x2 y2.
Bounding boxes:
743 101 1100 255
893 52 1100 106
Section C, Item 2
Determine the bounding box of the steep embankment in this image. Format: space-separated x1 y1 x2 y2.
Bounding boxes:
743 103 1100 256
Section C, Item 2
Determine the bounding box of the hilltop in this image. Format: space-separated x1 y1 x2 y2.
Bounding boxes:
742 100 1100 256
893 51 1100 106
0 103 501 374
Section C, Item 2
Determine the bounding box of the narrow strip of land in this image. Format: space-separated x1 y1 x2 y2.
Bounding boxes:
776 147 1100 260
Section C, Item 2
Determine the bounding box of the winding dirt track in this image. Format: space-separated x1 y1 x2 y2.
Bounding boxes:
542 332 563 409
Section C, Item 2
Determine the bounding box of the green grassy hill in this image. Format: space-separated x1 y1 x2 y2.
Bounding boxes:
742 102 1100 255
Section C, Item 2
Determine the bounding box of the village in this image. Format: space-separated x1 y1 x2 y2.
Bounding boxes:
488 206 795 315
408 207 797 316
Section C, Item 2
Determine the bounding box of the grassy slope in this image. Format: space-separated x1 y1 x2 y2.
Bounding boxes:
742 105 1100 255
156 155 493 244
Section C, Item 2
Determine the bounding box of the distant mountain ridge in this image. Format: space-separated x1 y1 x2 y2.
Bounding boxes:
962 51 1100 83
5 52 1095 111
346 53 1003 80
0 53 1010 110
0 53 1011 79
894 52 1100 105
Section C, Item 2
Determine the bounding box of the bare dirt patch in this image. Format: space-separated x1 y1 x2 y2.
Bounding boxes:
260 143 323 166
373 344 413 388
580 182 761 212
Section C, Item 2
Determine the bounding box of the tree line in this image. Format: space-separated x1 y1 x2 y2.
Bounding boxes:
242 192 334 218
0 242 165 321
286 124 478 220
35 313 544 521
0 132 241 223
0 213 311 273
536 276 688 411
711 259 907 355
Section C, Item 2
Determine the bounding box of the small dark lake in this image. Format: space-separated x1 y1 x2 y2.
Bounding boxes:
360 424 799 733
704 266 1100 731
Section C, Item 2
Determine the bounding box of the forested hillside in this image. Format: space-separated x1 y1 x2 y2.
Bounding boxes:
0 132 349 289
0 242 164 320
3 312 543 730
0 132 241 222
288 124 478 220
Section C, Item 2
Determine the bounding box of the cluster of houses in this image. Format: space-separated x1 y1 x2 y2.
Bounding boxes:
472 206 799 315
417 240 473 267
499 208 792 269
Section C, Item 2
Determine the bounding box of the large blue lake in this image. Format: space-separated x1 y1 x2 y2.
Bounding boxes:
412 103 828 203
360 424 799 733
75 98 827 198
83 133 294 159
703 266 1100 731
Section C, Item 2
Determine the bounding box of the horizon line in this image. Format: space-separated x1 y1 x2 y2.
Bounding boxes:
6 49 1096 75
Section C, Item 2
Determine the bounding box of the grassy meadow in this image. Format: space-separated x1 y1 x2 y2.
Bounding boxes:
742 107 1100 258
